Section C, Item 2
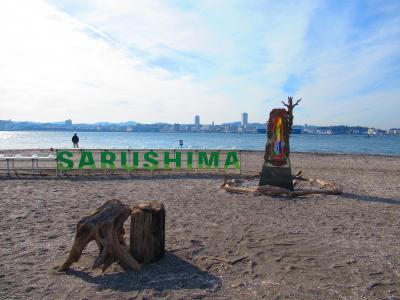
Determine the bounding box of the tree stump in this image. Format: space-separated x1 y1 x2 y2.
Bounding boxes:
59 199 141 272
130 201 165 263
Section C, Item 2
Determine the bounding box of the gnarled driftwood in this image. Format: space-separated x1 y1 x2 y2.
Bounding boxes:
221 171 343 198
59 199 141 272
282 96 301 134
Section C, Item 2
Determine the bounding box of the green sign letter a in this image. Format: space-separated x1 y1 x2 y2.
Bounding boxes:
78 151 96 170
224 151 240 169
101 151 116 170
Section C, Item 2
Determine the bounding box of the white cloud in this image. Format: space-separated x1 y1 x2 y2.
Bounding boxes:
293 2 400 128
0 0 398 128
0 0 235 123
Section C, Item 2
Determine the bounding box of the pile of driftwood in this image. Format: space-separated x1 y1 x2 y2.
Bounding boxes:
221 171 342 197
59 199 165 272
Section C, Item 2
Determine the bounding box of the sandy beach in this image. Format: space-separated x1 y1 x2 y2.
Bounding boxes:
1 151 400 299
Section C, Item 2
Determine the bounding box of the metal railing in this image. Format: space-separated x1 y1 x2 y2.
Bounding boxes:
0 154 57 176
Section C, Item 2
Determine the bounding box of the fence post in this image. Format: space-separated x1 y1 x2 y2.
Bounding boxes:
104 149 107 176
195 150 198 173
218 149 221 175
6 159 10 176
31 158 34 176
173 149 176 173
239 150 242 175
151 149 153 175
128 149 131 175
55 149 58 177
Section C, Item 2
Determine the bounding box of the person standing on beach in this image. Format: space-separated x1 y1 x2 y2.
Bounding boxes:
72 133 79 148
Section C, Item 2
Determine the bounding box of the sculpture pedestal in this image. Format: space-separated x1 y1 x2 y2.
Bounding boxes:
259 161 294 191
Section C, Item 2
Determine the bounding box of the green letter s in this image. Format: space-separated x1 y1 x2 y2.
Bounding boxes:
57 150 74 171
143 151 159 170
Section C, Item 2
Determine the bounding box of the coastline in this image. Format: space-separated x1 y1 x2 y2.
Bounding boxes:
1 148 400 157
0 132 399 156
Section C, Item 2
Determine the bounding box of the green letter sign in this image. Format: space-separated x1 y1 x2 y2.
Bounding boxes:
143 151 159 170
121 151 139 171
198 151 219 169
163 151 181 170
57 150 73 171
79 151 96 170
54 149 240 172
224 151 240 169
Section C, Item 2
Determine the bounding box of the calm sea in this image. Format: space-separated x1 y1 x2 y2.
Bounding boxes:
0 131 399 156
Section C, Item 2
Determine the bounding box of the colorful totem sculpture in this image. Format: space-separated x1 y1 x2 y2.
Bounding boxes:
259 97 301 190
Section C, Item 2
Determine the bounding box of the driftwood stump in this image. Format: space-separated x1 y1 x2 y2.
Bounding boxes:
130 201 165 263
59 199 141 272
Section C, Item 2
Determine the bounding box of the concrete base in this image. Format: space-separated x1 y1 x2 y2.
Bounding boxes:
259 162 294 191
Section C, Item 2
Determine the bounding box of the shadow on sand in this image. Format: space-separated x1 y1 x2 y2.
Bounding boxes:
0 172 233 181
64 251 220 293
341 192 400 206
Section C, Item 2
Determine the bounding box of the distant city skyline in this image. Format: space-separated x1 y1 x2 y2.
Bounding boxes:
0 1 399 129
1 113 398 135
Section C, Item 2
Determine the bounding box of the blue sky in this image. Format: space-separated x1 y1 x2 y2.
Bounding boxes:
0 0 399 128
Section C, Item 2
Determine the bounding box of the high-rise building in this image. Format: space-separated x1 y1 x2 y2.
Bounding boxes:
195 115 200 129
242 112 248 127
65 119 72 127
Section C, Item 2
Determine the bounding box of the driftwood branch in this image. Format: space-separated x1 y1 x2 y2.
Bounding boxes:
257 185 342 197
199 255 248 265
222 184 342 197
221 184 257 194
282 96 302 133
293 170 302 178
221 171 342 198
282 96 302 111
59 199 141 272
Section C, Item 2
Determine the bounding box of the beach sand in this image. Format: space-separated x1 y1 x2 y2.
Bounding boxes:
1 151 400 299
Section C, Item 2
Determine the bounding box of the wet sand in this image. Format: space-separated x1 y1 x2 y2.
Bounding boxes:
0 151 400 299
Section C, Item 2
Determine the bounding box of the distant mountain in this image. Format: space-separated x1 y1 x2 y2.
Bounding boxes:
148 122 171 125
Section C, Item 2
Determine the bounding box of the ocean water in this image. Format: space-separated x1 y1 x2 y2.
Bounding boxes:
0 131 399 156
